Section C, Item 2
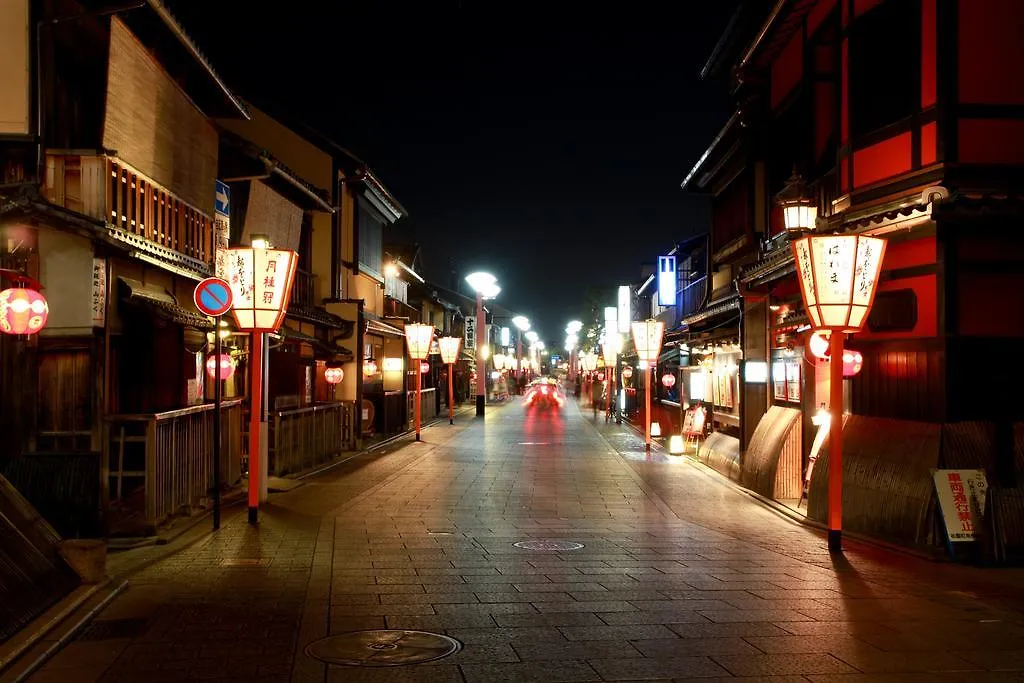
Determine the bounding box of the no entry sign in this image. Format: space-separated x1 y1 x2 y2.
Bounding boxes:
194 277 234 317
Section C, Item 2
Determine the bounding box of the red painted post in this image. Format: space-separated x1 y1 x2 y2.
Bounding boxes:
828 332 844 551
247 332 262 524
448 364 455 424
645 363 652 452
415 364 422 441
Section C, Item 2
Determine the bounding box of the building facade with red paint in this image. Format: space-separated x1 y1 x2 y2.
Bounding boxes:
683 0 1024 555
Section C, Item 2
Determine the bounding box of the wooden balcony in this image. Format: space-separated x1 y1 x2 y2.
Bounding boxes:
44 152 214 269
290 268 316 310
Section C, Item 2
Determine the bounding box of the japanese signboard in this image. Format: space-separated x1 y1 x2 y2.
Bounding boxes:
657 255 677 307
464 317 476 352
225 247 297 332
933 469 988 542
214 180 231 280
91 258 107 327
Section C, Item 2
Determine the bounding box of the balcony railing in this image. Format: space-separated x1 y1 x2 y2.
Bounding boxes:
290 268 316 310
104 400 243 525
44 153 214 266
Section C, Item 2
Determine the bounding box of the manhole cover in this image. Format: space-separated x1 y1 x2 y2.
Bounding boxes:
513 540 584 551
305 630 462 666
77 617 150 641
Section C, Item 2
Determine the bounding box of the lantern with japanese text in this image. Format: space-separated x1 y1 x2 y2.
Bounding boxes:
205 353 235 380
420 361 430 374
661 373 676 388
324 367 344 385
225 246 298 332
621 366 633 380
439 336 461 425
0 286 48 335
791 233 887 553
842 350 863 377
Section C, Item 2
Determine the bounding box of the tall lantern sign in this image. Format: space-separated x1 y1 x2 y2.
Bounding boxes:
439 336 461 425
791 233 886 553
404 323 435 442
225 238 298 525
631 319 665 452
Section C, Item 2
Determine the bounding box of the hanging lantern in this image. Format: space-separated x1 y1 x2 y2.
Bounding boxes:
776 169 817 232
420 360 430 374
597 372 605 382
661 373 676 388
808 330 830 359
0 287 49 335
842 350 863 377
324 367 344 384
205 353 235 380
363 359 378 376
622 366 634 380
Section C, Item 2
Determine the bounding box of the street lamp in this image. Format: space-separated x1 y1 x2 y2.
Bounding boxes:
792 233 886 552
512 316 530 391
438 336 461 425
465 271 500 416
777 168 817 232
404 322 435 442
226 234 298 525
631 320 665 452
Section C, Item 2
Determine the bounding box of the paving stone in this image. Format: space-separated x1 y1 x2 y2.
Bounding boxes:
711 652 858 676
588 655 729 679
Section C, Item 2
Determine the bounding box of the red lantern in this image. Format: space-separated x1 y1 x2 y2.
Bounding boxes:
808 330 830 359
325 367 344 384
842 350 863 377
205 353 235 380
420 361 430 374
0 287 48 335
363 359 378 375
597 372 605 382
661 373 676 388
621 366 634 379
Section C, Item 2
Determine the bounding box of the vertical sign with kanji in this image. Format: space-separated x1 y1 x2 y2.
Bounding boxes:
214 180 231 280
91 258 107 327
464 317 476 352
933 469 988 542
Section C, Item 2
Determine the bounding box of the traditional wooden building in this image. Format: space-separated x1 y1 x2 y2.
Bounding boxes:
685 0 1024 555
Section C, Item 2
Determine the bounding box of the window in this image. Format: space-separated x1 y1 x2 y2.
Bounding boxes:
357 197 385 279
848 0 921 139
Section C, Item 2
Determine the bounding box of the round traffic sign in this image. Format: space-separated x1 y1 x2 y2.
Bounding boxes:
194 277 233 317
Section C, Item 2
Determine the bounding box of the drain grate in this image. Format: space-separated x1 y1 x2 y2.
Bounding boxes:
220 558 272 567
305 630 462 666
77 617 150 641
513 540 584 551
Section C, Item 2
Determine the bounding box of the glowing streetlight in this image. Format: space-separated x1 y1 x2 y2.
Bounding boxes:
439 336 461 425
631 319 665 452
465 271 500 416
404 323 435 441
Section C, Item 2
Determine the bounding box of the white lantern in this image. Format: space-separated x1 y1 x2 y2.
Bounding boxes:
777 170 817 232
438 336 461 365
225 246 298 332
404 323 435 360
631 320 665 363
791 234 887 332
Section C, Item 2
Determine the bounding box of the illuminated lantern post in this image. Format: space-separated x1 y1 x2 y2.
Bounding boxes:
404 323 435 441
439 336 461 425
465 272 500 417
226 236 298 525
603 341 618 421
631 320 665 452
792 233 886 552
324 366 344 400
512 316 529 392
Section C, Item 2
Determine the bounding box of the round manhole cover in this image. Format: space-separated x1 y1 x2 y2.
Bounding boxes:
513 540 584 551
305 630 461 666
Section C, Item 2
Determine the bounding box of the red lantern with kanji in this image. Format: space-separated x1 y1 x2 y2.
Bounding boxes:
420 361 430 374
325 367 344 385
661 373 676 388
842 350 863 377
621 366 634 380
205 353 235 380
0 287 49 335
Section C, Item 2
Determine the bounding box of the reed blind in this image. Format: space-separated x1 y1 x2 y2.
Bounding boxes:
102 17 216 214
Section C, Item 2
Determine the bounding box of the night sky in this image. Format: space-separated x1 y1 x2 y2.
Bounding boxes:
167 1 738 347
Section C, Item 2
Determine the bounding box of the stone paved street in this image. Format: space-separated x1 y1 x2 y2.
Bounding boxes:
25 398 1024 683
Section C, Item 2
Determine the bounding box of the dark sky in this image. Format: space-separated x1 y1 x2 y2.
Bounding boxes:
167 1 738 347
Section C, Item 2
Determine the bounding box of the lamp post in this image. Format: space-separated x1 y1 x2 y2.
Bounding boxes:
439 336 461 424
777 168 818 232
465 272 500 417
791 233 886 552
226 235 298 525
566 320 582 382
631 320 665 452
404 323 435 441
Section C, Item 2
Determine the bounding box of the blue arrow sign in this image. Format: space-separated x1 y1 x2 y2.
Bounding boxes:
215 180 230 216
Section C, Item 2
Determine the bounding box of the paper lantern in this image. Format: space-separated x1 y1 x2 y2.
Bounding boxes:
622 366 634 380
661 373 676 388
205 353 234 380
420 361 430 374
842 350 863 377
631 320 665 363
0 287 48 335
808 330 830 359
404 323 435 360
363 359 378 376
792 235 887 332
324 367 344 384
597 372 605 382
225 247 298 332
439 336 461 365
